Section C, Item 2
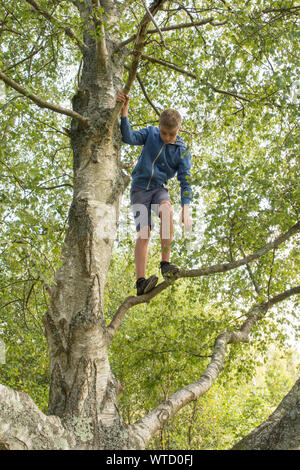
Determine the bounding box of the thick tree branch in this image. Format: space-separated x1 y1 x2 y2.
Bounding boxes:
181 220 300 278
107 219 300 340
128 286 300 448
25 0 85 52
0 71 88 126
123 0 168 95
0 384 74 450
110 0 168 129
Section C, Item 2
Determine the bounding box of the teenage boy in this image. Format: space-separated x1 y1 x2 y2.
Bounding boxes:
117 91 192 296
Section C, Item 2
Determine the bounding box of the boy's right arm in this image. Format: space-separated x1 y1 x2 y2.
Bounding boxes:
117 91 130 117
117 91 149 146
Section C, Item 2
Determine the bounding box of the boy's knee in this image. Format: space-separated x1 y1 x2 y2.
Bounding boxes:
137 225 151 240
159 201 173 240
158 200 173 218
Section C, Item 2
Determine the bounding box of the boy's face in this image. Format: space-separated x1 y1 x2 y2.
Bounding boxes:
159 125 180 144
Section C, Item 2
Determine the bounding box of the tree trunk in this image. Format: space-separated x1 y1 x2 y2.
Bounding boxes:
41 0 134 449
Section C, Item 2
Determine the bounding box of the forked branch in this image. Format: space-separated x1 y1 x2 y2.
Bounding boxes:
141 0 166 46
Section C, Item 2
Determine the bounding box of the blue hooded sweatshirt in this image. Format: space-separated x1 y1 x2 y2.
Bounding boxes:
120 117 192 206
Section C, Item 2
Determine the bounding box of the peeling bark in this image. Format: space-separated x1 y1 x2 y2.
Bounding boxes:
0 384 75 450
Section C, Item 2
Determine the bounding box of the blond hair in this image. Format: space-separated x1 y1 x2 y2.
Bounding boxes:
159 109 182 129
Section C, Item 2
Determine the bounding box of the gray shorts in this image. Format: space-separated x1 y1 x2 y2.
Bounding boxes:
130 186 172 232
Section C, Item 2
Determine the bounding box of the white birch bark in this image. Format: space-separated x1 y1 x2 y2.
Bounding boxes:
0 384 74 450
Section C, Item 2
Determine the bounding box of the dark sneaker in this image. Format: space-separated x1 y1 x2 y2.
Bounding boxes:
136 275 158 296
160 261 180 277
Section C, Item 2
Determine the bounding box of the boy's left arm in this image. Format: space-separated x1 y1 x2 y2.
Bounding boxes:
177 149 193 231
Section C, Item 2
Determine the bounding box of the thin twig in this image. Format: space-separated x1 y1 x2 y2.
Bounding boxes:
116 17 223 49
141 53 196 79
3 44 45 73
136 71 161 116
238 244 261 295
267 249 276 301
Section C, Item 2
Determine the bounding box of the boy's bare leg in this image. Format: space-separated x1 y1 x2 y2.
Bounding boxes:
135 225 151 280
159 201 174 262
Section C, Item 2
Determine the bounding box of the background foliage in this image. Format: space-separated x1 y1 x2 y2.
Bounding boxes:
0 0 299 447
